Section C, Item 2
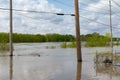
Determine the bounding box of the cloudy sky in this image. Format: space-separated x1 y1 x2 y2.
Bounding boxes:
0 0 120 37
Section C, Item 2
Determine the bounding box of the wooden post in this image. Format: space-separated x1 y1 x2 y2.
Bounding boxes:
74 0 82 62
109 0 113 62
10 0 13 56
109 0 113 51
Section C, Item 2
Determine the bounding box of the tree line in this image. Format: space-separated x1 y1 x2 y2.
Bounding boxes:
0 32 120 47
0 33 75 43
81 32 120 47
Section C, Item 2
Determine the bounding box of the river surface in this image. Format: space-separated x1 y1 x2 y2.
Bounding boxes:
0 42 120 80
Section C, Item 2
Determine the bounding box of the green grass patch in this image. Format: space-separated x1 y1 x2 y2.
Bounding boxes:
97 52 112 55
60 42 76 48
60 42 67 48
0 42 9 51
45 45 56 49
67 42 76 48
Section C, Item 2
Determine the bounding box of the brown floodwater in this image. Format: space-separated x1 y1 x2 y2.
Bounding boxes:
0 43 120 80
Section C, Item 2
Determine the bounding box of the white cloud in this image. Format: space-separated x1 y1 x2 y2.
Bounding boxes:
79 0 100 4
0 0 120 37
0 0 73 34
79 0 120 37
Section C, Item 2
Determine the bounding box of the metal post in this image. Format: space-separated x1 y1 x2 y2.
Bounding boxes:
74 0 82 62
10 0 13 56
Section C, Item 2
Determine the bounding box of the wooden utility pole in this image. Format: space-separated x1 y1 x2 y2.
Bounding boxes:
109 0 113 51
10 0 13 56
74 0 82 62
109 0 113 62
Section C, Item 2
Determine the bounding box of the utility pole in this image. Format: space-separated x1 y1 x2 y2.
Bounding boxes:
74 0 82 62
10 0 13 56
109 0 113 51
109 0 113 62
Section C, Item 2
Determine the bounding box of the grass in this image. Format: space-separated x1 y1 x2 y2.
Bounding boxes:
97 52 112 55
45 45 56 49
60 42 67 48
60 42 76 48
0 42 9 51
67 42 76 48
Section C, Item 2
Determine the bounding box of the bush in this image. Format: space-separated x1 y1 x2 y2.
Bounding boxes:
60 42 67 48
60 42 76 48
67 42 76 48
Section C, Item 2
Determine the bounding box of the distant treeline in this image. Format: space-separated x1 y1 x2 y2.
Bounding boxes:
0 33 75 43
81 32 120 41
0 32 120 44
81 32 120 47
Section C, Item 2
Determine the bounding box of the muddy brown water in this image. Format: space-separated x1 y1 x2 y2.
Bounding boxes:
0 43 120 80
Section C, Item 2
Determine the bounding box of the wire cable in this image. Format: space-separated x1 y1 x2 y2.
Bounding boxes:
80 16 110 26
112 0 120 7
0 7 111 27
53 0 109 14
0 7 74 16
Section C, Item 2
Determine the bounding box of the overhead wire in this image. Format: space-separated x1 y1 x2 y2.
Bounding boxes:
0 7 74 16
111 0 120 12
111 0 120 7
53 0 109 14
0 0 120 31
0 8 111 28
14 12 75 25
80 16 110 26
13 11 110 27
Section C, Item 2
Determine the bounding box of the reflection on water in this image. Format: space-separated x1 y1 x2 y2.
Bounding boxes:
0 43 120 80
76 62 82 80
10 57 13 80
95 63 120 80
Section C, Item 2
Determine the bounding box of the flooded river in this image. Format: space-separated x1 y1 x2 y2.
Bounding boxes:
0 43 120 80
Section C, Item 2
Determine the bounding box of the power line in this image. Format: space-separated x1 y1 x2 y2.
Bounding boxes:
0 6 119 29
111 0 120 12
14 10 110 27
0 8 111 27
80 16 110 26
0 7 74 16
13 12 74 25
53 0 109 14
112 0 120 7
14 11 109 27
80 8 109 14
79 2 109 11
